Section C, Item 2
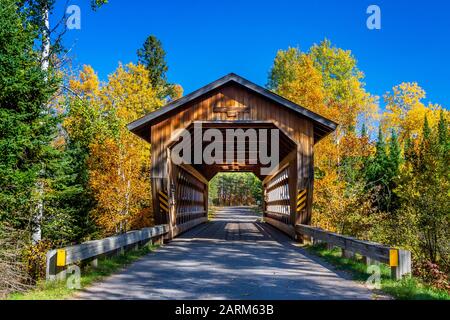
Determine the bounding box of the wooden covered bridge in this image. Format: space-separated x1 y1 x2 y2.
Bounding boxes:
46 74 412 297
127 73 337 240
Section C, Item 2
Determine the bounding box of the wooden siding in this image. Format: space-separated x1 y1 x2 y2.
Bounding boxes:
150 82 314 234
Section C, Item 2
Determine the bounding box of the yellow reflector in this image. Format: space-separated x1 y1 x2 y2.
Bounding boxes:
389 249 398 267
56 249 66 267
158 191 168 200
297 189 306 199
159 197 169 206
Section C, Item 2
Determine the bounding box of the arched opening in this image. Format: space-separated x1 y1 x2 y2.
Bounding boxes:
165 121 299 237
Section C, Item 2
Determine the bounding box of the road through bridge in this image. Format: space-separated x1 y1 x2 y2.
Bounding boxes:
76 207 377 300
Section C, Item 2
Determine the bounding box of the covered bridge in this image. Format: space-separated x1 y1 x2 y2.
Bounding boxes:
127 73 337 239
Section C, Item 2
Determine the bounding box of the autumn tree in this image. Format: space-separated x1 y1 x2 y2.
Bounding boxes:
66 64 167 235
268 40 379 236
390 115 449 268
382 82 444 143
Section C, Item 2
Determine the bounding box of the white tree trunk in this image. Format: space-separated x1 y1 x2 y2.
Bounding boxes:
32 5 50 244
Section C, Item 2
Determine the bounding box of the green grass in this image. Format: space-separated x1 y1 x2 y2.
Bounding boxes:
305 243 450 300
7 243 159 300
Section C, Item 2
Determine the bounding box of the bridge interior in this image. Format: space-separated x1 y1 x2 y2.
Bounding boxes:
166 120 301 238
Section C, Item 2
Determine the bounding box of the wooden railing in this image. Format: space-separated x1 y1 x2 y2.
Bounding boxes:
296 224 412 280
46 224 169 281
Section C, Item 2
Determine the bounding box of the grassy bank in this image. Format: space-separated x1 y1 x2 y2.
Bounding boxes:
305 243 449 300
8 244 159 300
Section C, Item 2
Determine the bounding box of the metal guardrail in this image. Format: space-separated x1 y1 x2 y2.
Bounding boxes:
46 224 169 281
296 224 411 280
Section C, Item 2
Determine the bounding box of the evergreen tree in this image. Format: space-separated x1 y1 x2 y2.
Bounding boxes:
360 123 367 138
403 135 414 163
366 127 388 185
0 0 58 231
437 111 448 158
137 35 168 89
137 35 182 101
365 127 401 211
388 129 401 178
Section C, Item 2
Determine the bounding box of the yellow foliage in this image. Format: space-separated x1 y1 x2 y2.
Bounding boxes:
89 134 151 235
69 65 100 97
23 240 53 281
269 41 378 233
103 63 164 123
382 82 448 142
65 63 175 235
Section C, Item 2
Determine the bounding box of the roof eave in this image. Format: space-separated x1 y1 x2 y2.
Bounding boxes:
127 73 338 142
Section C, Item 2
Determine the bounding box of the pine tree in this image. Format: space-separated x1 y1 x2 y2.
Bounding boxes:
365 127 398 211
360 123 367 138
0 0 58 230
137 35 183 101
389 129 401 177
437 111 448 159
403 135 414 163
0 0 61 291
137 35 168 88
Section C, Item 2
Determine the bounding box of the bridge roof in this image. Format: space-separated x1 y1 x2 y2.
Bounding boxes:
127 73 338 143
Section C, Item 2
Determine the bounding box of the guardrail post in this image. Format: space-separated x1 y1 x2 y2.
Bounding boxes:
90 258 98 268
364 257 380 266
391 249 412 280
46 249 67 281
341 249 355 259
46 249 57 281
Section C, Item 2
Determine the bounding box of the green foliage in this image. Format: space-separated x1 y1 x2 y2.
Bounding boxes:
0 0 59 230
209 173 262 207
137 34 181 100
390 116 449 266
137 35 168 88
41 141 98 244
91 0 108 10
267 46 303 90
364 128 401 212
0 1 107 297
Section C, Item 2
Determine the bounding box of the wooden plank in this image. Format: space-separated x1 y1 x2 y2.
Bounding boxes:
51 224 169 267
264 216 296 239
179 163 209 185
171 217 208 238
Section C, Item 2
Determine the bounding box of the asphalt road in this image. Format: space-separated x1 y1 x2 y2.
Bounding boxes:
75 207 378 300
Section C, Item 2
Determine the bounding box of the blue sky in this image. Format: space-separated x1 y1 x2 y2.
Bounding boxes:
54 0 450 108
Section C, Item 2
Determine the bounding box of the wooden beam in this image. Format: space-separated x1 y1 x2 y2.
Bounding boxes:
264 216 296 239
179 163 209 185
